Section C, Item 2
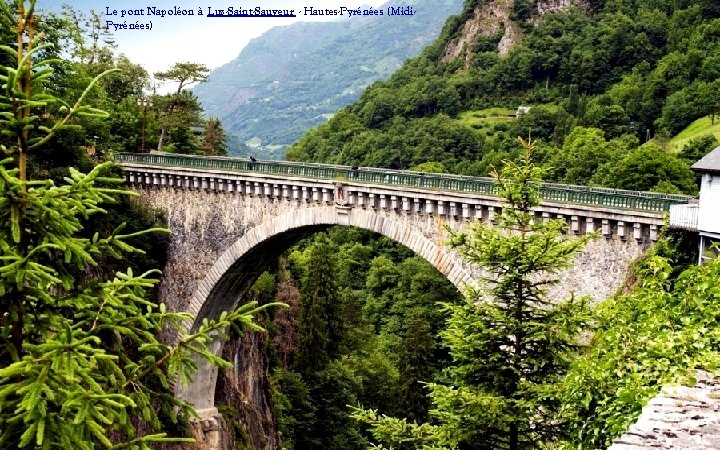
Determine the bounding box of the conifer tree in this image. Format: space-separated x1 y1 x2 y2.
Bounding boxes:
0 2 276 447
201 117 229 156
353 139 592 449
396 310 435 423
294 233 343 374
154 62 209 151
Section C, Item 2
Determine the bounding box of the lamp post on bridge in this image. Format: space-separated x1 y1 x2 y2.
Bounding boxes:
137 96 153 153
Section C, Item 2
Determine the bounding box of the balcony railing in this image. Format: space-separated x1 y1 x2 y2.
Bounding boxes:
114 152 694 213
669 203 699 230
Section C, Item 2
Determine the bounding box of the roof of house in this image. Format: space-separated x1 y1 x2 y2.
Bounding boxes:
691 146 720 173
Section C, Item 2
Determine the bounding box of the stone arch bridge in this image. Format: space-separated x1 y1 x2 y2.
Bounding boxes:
115 152 689 422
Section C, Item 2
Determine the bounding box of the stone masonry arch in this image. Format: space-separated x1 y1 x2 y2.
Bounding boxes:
186 206 470 323
176 206 470 412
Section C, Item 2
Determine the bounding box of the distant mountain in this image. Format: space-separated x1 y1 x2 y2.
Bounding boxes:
193 0 464 158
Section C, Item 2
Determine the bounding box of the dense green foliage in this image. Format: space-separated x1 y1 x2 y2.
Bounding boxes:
295 234 344 374
561 237 720 448
193 0 465 158
287 0 720 194
201 118 229 156
0 2 273 447
264 229 462 449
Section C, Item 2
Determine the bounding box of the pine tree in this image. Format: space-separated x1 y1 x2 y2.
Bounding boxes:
353 139 592 449
294 233 343 375
155 91 204 154
434 138 593 449
154 62 209 151
396 310 435 423
0 2 277 447
202 117 229 156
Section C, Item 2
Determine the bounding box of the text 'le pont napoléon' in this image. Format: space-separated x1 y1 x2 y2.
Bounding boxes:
104 5 416 20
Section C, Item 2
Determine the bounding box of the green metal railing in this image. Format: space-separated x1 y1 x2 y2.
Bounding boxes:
114 153 692 212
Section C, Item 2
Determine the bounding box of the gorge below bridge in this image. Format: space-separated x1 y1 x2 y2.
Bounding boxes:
116 152 691 448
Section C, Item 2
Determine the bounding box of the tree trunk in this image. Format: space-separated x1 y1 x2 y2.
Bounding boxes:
157 102 177 151
157 128 167 151
510 422 518 450
157 84 185 151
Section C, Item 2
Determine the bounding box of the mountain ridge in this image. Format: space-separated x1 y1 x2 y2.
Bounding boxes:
193 0 464 158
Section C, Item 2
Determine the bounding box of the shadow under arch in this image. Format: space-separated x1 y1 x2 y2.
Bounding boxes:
178 206 471 412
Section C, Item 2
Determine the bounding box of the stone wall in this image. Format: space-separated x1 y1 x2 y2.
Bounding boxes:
609 371 720 449
137 182 652 324
137 187 324 315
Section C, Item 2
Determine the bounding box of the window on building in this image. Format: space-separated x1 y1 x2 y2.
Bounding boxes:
700 236 720 265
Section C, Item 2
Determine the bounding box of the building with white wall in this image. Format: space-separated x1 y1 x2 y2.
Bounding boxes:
670 146 720 264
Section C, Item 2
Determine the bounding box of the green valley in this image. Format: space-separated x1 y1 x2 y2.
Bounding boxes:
193 0 464 158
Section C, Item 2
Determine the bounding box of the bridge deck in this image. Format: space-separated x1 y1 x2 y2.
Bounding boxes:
114 153 692 213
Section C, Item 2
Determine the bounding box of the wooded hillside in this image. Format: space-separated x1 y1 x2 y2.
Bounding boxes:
288 0 720 194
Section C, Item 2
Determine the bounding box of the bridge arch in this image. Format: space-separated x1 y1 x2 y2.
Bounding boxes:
187 206 470 326
177 206 471 412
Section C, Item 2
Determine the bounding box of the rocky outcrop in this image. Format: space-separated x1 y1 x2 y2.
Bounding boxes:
215 331 280 450
442 0 518 64
535 0 591 17
183 413 234 450
609 371 720 449
441 0 592 67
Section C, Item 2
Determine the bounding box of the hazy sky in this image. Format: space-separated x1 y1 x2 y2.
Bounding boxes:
41 0 388 90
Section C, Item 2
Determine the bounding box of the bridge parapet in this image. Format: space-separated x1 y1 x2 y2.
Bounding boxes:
119 156 672 243
116 152 691 213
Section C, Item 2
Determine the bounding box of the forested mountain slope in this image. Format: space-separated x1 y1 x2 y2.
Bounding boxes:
288 0 720 194
193 0 464 158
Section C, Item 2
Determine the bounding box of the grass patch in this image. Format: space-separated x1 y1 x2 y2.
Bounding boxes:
667 116 720 152
456 104 561 138
457 107 515 132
